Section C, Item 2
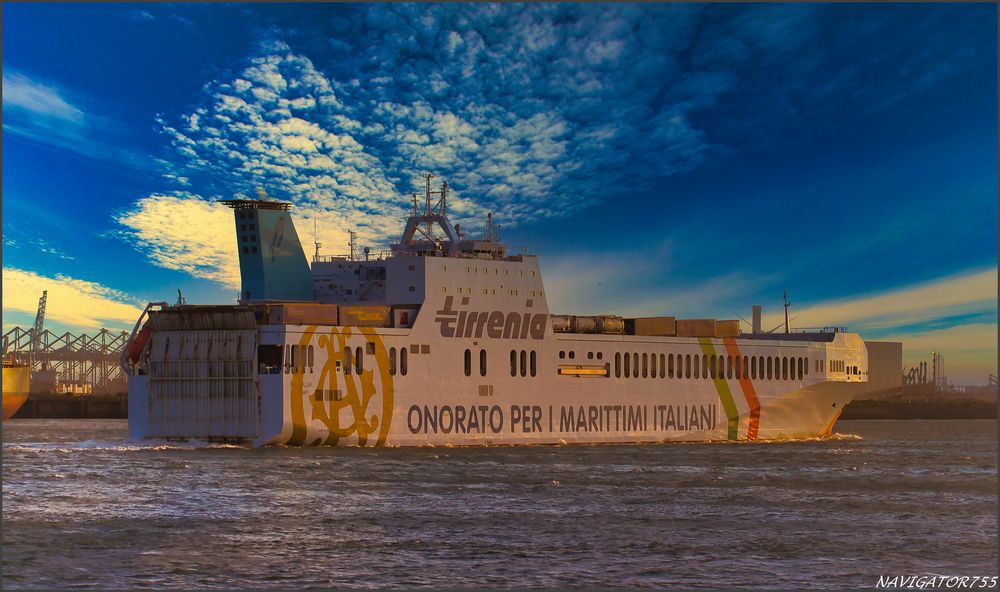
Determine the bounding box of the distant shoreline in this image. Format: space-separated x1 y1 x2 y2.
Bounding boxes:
840 397 997 420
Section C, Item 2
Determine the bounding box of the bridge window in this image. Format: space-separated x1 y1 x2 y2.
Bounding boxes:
400 347 408 376
743 356 749 379
356 346 363 374
805 357 809 375
710 355 717 379
308 346 314 371
530 351 537 377
782 357 788 380
766 356 772 380
510 350 517 377
633 353 639 378
797 357 803 380
642 353 648 378
389 347 397 375
727 355 733 379
615 353 621 378
668 354 674 378
693 355 700 379
464 349 472 377
659 354 666 378
520 350 527 377
624 352 631 378
650 353 656 378
344 348 352 375
685 354 692 379
480 349 487 377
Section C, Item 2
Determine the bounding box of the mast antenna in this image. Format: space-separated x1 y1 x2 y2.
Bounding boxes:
783 290 791 334
313 219 322 262
349 230 357 262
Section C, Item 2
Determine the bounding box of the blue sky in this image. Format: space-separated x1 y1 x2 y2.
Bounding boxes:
2 3 996 384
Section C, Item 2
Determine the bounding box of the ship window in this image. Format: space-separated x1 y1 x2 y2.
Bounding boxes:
367 342 376 355
408 265 415 271
520 350 527 377
668 354 674 378
389 347 397 375
559 351 565 359
751 356 757 379
410 344 419 354
409 286 416 292
464 349 472 377
250 235 256 242
530 351 537 377
659 354 665 378
727 355 733 379
782 357 788 380
344 348 352 375
243 247 249 254
308 345 314 370
587 352 593 360
805 357 809 375
703 355 710 379
284 344 290 373
650 353 656 378
693 355 699 379
241 224 247 231
632 353 638 378
733 356 740 379
598 352 604 360
259 345 282 374
624 352 631 378
568 351 575 360
684 354 690 379
797 357 803 379
400 347 408 376
251 246 257 254
766 356 772 380
642 353 648 378
239 211 246 219
710 355 716 379
615 353 621 378
290 345 298 373
510 350 517 377
480 349 487 377
743 356 749 379
356 346 363 374
250 224 255 231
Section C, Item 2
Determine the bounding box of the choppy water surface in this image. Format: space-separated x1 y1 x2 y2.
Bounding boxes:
2 419 996 589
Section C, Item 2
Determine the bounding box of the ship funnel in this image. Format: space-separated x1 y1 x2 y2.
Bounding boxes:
752 305 762 334
221 199 314 303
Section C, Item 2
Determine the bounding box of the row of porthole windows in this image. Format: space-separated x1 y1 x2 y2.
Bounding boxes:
510 350 537 377
285 344 314 374
558 351 604 361
613 352 810 381
455 266 537 278
463 349 488 377
388 347 409 376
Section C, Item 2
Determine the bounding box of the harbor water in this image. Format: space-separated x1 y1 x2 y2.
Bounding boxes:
2 419 996 589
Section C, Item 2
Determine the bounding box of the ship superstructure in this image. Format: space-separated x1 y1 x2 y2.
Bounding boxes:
123 176 868 446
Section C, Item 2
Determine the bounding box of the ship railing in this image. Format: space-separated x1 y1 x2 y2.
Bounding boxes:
792 326 848 334
120 301 169 376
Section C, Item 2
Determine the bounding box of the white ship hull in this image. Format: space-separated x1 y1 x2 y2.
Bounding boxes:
128 320 867 447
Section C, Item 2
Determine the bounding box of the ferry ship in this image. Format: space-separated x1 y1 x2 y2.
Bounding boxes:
123 176 868 446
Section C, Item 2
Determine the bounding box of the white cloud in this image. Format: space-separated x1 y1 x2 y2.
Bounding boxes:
2 72 84 123
114 194 240 289
760 268 997 332
2 268 145 331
